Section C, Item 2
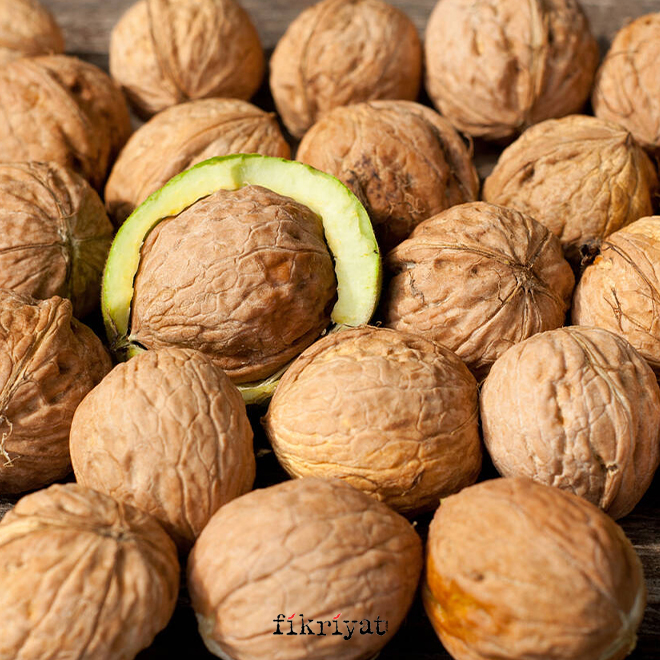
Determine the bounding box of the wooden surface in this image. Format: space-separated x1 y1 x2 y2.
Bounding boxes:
2 0 660 658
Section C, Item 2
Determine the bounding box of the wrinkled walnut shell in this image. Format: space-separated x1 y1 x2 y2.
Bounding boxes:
382 201 574 378
424 0 598 141
481 326 660 520
0 55 131 191
0 0 64 65
483 115 658 264
70 347 255 552
0 291 111 494
264 326 481 516
0 162 113 318
105 98 291 227
593 13 660 153
188 478 422 660
0 483 179 660
270 0 422 139
110 0 264 119
423 478 646 660
297 100 479 252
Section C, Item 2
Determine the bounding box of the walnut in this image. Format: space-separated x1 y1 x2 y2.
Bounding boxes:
382 201 574 378
130 185 337 384
0 162 113 318
424 0 598 141
0 0 64 65
423 478 646 660
0 55 131 191
0 291 110 494
263 326 481 516
483 115 658 264
296 100 479 252
188 478 422 660
70 347 255 552
481 326 660 520
593 13 660 153
105 98 291 227
110 0 264 119
0 483 179 660
572 216 660 376
270 0 422 139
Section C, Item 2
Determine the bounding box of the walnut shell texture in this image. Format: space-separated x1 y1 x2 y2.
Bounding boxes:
264 326 481 516
423 478 646 660
0 162 113 318
270 0 422 139
131 185 337 383
110 0 264 119
483 115 658 264
593 13 660 153
188 478 422 660
0 291 111 494
424 0 598 141
0 56 131 191
0 483 179 660
573 216 660 375
481 326 660 520
70 347 255 552
0 0 64 66
297 100 479 252
105 98 291 227
382 201 575 378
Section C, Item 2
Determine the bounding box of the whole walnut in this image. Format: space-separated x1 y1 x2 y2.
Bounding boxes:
0 56 131 191
110 0 264 119
188 478 422 660
481 326 660 520
423 478 646 660
0 291 111 494
483 115 658 264
0 484 180 660
0 162 113 318
264 326 481 516
270 0 422 139
593 13 660 153
424 0 598 141
131 185 337 383
573 217 660 375
0 0 64 65
70 347 255 552
382 202 575 378
105 98 291 227
297 101 479 252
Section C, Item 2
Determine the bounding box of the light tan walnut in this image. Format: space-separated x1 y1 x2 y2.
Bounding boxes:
188 478 422 660
0 483 179 660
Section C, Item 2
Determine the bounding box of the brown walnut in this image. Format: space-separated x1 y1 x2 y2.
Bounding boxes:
188 478 422 660
0 291 111 494
424 0 598 141
0 162 113 318
297 100 479 252
270 0 422 139
0 0 64 65
110 0 264 119
423 478 646 660
0 55 131 191
483 115 658 264
70 347 255 552
0 483 180 660
105 98 291 227
382 201 574 378
131 185 337 383
264 326 481 516
481 326 660 520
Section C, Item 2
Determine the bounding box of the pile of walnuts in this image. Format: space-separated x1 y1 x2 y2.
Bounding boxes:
0 1 660 660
